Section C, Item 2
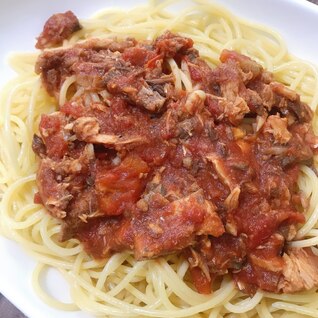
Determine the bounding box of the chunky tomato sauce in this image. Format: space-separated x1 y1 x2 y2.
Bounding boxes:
33 18 318 295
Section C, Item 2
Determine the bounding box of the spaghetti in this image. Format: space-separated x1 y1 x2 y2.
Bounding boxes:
1 1 318 317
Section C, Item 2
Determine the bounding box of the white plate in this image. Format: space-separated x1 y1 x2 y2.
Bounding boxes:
1 1 318 318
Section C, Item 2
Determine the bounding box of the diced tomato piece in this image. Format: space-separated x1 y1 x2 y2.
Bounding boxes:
122 47 157 66
95 155 149 216
60 101 85 118
33 192 43 204
242 210 305 250
39 114 68 159
189 267 212 294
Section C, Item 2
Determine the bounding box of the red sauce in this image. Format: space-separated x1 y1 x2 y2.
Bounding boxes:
33 30 318 295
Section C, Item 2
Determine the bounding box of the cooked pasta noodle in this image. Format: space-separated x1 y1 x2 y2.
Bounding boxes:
1 1 318 317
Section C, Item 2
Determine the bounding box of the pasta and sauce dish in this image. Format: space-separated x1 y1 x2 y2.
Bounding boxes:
1 1 318 317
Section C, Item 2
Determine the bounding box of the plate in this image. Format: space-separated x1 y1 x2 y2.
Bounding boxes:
1 1 318 318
